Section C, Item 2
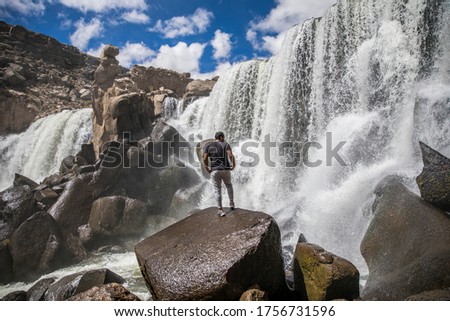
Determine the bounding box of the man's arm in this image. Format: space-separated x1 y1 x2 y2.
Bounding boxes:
203 152 211 174
226 147 236 170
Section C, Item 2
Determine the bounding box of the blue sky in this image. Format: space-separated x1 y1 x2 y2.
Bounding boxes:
0 0 336 78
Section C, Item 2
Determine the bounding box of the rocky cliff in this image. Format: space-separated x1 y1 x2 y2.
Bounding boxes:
0 21 99 135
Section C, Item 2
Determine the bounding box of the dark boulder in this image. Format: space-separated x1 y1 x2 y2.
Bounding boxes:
26 277 56 301
293 243 359 301
9 211 71 281
59 156 76 174
0 240 13 284
361 176 450 300
67 283 140 301
48 173 98 234
1 291 27 301
168 184 205 220
34 188 59 207
2 185 37 229
45 269 125 301
135 207 287 300
13 173 38 189
88 196 147 238
405 288 450 301
416 142 450 211
76 143 96 165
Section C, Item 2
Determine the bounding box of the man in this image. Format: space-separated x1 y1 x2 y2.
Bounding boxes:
203 131 236 217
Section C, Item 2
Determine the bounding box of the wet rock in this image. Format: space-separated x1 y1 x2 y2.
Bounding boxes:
34 188 59 206
405 288 450 301
45 269 125 301
361 176 450 300
1 291 27 301
48 173 98 234
168 184 205 220
13 173 38 189
76 143 96 165
79 165 95 174
293 243 359 301
67 283 140 301
135 207 287 300
9 212 70 281
2 185 37 229
0 240 13 284
59 156 76 174
77 224 93 245
416 142 450 211
26 277 56 301
88 196 147 238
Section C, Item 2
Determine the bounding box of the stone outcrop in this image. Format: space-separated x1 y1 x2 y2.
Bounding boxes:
184 78 218 98
135 207 287 300
405 288 450 301
45 269 125 301
416 142 450 212
361 176 450 300
67 283 140 301
293 243 360 301
0 21 99 135
26 277 56 301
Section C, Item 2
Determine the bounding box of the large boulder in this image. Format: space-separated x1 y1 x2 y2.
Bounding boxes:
361 176 450 300
88 196 148 238
293 243 359 301
1 185 37 229
0 240 13 284
135 207 287 300
26 278 56 301
416 142 450 212
9 212 71 281
67 283 140 301
184 78 217 98
405 288 450 301
168 184 205 220
45 269 125 301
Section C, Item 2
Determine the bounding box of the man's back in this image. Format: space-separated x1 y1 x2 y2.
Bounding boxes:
205 141 231 171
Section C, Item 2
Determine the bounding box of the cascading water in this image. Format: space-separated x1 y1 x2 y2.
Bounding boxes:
169 0 450 276
0 109 93 190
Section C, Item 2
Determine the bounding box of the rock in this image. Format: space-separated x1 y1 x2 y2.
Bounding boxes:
240 288 269 301
62 232 87 262
60 156 76 173
67 283 140 301
361 176 450 300
100 45 119 59
149 88 174 117
416 142 450 211
1 291 27 301
0 239 13 284
34 188 59 206
293 243 360 301
0 22 99 135
88 196 147 238
13 173 38 189
78 224 94 245
405 288 450 301
48 173 99 234
143 119 187 157
168 184 205 220
135 207 287 300
79 165 95 174
45 269 125 301
2 185 37 229
76 143 96 165
26 277 56 301
184 79 217 98
9 212 71 281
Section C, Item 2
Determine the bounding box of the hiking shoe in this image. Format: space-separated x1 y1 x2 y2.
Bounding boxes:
217 209 226 217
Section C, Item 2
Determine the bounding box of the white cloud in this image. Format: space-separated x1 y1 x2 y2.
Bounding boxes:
70 18 104 51
118 42 155 67
0 0 46 16
121 9 150 24
148 8 213 38
58 0 147 13
192 61 233 80
247 0 336 54
86 43 105 57
211 30 232 60
146 42 206 73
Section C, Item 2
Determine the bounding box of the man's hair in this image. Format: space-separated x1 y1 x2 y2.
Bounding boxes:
215 131 225 140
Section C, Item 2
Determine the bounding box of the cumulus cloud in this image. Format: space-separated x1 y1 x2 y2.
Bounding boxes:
192 61 234 80
58 0 147 13
148 8 213 38
211 30 232 60
247 0 336 54
118 42 155 67
121 10 150 24
0 0 46 16
70 18 104 51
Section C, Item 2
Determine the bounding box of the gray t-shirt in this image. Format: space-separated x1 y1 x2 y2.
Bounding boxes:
204 141 232 171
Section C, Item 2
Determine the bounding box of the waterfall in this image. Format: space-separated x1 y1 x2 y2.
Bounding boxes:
0 109 93 190
169 0 450 274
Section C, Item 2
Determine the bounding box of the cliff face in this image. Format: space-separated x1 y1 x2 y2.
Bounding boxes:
0 21 100 135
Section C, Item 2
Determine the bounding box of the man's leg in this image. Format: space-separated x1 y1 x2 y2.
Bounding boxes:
211 171 223 209
223 170 235 208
